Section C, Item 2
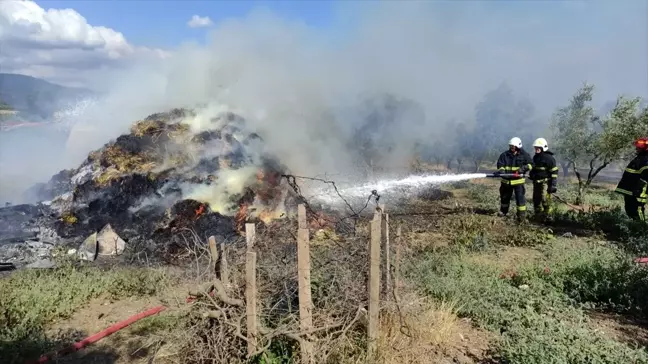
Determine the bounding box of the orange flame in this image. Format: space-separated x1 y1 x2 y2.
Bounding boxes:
194 204 205 219
235 203 249 234
309 211 335 230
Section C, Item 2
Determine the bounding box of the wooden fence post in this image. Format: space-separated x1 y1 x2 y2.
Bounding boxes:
208 236 219 276
245 224 258 358
297 204 314 363
220 242 229 288
246 223 256 250
368 208 382 358
395 226 402 298
381 207 391 299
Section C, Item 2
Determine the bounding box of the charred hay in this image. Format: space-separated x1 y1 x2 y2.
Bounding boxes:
0 108 310 265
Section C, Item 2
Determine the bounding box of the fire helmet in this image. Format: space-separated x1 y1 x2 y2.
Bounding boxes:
508 137 522 149
634 137 648 151
533 137 549 152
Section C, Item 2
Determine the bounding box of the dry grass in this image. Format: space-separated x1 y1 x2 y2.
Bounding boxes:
130 119 166 137
166 152 192 168
103 145 156 171
92 145 158 186
377 294 488 364
407 231 450 253
166 123 191 141
95 167 122 186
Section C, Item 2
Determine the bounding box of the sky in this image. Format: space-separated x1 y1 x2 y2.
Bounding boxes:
0 0 648 99
1 0 646 101
0 0 647 204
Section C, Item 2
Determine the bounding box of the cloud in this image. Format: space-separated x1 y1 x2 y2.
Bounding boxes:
187 15 213 28
0 0 168 87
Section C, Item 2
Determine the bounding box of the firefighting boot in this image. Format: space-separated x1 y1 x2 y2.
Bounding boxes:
498 203 509 217
516 209 527 223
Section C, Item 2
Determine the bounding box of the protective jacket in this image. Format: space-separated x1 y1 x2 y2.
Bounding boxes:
496 148 532 185
529 150 558 190
615 151 648 203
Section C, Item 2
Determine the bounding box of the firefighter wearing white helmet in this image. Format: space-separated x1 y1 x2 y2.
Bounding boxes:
495 136 533 221
529 137 558 221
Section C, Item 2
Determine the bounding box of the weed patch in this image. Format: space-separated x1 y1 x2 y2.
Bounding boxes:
411 240 648 363
550 207 648 254
0 264 168 363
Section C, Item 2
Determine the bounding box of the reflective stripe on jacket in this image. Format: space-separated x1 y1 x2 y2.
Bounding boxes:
615 152 648 203
497 148 532 185
530 150 558 188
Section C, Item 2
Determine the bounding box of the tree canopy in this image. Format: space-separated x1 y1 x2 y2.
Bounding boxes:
551 83 648 204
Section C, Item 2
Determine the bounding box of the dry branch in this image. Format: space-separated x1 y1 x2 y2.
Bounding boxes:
188 279 244 307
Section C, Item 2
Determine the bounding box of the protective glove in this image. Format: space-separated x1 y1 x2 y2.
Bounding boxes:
492 171 502 177
548 186 557 194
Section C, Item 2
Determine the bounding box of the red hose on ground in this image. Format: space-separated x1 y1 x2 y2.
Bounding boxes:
28 305 167 364
27 288 216 364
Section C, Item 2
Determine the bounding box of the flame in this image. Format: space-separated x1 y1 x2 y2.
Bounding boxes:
235 203 249 234
308 211 335 230
257 208 286 225
194 203 206 219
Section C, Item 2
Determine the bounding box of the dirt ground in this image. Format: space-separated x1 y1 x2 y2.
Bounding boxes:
44 280 195 364
588 312 648 350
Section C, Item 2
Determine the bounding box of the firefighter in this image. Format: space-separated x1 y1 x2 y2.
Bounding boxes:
615 137 648 222
528 138 558 221
495 137 533 221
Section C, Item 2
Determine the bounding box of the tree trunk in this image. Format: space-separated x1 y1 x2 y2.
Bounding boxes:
577 182 585 206
473 160 481 172
456 158 464 172
561 161 572 178
585 161 610 190
446 159 452 170
572 163 584 205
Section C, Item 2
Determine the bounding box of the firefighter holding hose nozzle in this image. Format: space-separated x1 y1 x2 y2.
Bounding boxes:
493 137 533 221
528 138 558 221
615 137 648 222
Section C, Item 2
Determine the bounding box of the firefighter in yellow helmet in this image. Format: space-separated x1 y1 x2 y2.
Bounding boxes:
528 138 558 221
615 137 648 221
495 137 532 221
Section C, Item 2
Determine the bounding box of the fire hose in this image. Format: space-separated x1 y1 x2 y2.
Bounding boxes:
27 290 215 364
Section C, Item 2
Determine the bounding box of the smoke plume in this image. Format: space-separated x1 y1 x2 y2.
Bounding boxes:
1 1 646 204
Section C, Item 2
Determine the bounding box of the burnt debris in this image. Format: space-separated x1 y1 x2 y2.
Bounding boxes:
0 107 296 266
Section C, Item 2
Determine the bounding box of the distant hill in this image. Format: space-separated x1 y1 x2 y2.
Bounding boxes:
0 73 94 120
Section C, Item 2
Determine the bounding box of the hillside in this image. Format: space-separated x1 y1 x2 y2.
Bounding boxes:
0 73 94 119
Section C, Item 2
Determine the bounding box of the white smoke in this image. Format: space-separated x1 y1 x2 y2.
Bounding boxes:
2 1 647 205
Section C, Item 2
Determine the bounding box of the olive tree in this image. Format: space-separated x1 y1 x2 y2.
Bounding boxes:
551 83 646 204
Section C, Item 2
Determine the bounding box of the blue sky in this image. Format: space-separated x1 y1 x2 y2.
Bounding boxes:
36 0 342 47
33 0 638 50
13 0 646 103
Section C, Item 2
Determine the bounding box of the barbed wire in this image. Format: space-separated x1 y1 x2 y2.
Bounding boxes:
281 174 381 232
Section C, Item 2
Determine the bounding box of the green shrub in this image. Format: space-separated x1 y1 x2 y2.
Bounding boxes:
550 207 648 255
411 241 648 363
539 242 648 316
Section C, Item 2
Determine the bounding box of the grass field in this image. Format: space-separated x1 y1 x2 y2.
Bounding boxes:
1 175 647 364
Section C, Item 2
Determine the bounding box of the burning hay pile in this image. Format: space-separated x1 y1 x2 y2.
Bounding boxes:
1 108 327 266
